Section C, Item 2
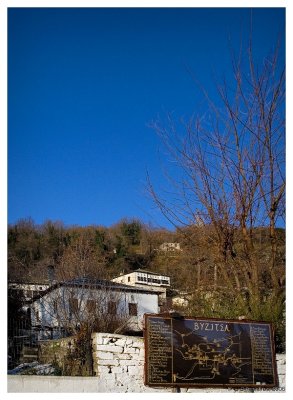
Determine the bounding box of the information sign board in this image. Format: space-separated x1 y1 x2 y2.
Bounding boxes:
144 314 277 388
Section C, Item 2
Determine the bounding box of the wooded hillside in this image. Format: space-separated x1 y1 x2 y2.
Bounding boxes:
8 217 285 351
8 217 284 292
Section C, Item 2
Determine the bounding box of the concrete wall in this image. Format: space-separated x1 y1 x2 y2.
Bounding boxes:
8 376 111 393
7 332 286 393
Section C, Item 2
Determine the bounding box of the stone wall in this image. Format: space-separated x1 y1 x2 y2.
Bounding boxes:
7 349 286 393
38 337 73 366
91 332 286 393
9 332 285 392
276 353 286 388
91 332 165 392
38 336 90 376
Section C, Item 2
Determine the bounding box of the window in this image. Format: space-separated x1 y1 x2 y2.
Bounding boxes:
34 307 40 323
128 277 131 282
108 301 117 315
128 303 138 316
53 300 58 313
69 298 79 315
86 300 96 313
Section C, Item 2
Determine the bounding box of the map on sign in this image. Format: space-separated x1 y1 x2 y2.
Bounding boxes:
144 315 277 388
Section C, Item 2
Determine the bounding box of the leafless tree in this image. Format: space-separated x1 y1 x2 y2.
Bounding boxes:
31 279 132 375
29 226 133 375
148 35 285 336
54 228 109 281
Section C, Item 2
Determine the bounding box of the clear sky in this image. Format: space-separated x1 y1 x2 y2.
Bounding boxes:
8 7 285 228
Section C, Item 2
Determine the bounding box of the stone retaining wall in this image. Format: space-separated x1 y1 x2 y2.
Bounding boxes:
7 332 286 392
38 337 73 365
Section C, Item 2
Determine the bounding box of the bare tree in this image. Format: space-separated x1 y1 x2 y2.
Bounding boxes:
55 228 109 281
37 283 130 333
148 36 285 339
30 279 132 375
34 232 132 375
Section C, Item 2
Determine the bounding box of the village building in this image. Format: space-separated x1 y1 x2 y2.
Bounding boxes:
159 242 181 252
8 282 50 302
26 277 159 338
111 269 171 309
8 265 56 302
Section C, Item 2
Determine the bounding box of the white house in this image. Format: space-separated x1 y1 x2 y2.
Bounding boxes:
26 277 159 336
112 269 170 289
111 269 171 309
159 242 181 252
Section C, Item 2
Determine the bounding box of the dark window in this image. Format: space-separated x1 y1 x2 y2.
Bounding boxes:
53 300 58 313
34 307 40 323
69 298 79 315
128 303 138 316
108 301 117 315
86 300 96 313
128 277 131 282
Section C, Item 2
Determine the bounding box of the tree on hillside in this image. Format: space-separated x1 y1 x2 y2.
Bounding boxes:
55 227 110 281
8 219 69 282
8 218 44 282
148 35 285 348
108 219 155 273
120 219 142 246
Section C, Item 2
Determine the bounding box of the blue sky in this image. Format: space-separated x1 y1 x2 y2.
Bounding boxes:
8 7 285 228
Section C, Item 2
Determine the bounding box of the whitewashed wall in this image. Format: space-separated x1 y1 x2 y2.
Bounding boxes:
92 332 166 392
29 287 158 331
